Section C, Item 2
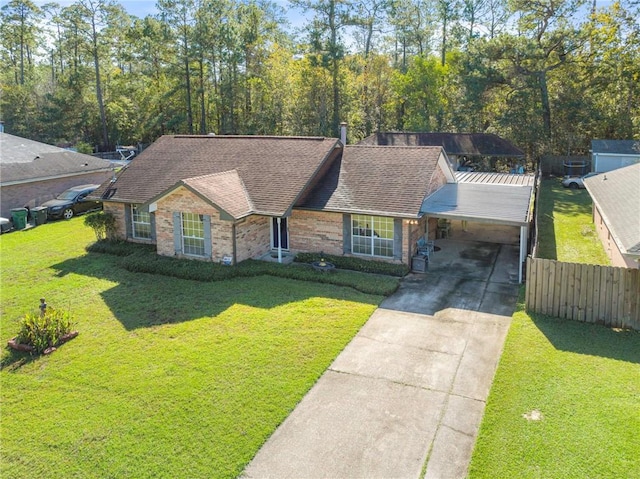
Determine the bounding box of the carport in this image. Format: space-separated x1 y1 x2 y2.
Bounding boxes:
421 173 535 283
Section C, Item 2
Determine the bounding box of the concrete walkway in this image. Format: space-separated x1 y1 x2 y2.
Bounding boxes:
243 240 519 479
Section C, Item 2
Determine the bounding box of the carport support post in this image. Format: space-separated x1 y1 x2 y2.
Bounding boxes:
519 225 528 283
277 217 282 264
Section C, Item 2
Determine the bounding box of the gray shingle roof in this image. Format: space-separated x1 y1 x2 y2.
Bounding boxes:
181 170 253 219
298 145 446 217
591 140 640 156
359 132 524 157
0 132 67 163
584 163 640 255
97 135 340 217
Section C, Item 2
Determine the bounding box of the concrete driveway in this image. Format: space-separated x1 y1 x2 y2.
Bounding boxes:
243 240 519 479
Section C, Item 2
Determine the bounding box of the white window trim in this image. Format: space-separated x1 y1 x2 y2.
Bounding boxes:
131 204 152 240
351 214 394 258
181 212 206 257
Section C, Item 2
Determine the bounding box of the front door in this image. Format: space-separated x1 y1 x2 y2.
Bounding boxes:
272 217 289 250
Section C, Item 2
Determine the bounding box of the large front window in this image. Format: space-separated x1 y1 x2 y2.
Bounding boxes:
182 212 205 256
352 214 394 257
131 204 151 239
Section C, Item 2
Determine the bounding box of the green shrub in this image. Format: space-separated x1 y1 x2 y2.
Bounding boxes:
86 240 156 256
295 252 409 277
84 212 117 240
15 309 75 354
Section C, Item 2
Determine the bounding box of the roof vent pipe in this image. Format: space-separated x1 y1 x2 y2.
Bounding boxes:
340 122 347 145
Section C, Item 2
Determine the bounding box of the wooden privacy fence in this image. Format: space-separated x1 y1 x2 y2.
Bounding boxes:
526 257 640 331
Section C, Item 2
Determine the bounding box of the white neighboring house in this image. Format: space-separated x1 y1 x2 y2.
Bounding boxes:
584 163 640 269
591 139 640 173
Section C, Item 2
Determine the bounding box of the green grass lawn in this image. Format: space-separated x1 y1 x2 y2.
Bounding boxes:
469 293 640 479
536 178 609 264
0 219 381 478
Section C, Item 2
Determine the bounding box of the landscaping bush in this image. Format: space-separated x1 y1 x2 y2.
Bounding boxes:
295 252 409 277
15 309 75 354
84 212 117 241
86 239 156 256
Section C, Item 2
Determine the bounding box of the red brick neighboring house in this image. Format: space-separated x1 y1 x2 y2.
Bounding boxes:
584 163 640 268
0 132 114 218
93 134 456 266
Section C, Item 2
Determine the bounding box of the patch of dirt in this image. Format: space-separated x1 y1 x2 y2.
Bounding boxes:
522 409 544 421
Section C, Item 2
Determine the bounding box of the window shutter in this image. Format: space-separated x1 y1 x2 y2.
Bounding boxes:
150 213 156 241
124 204 132 238
173 212 182 255
393 218 403 260
343 214 351 254
203 215 212 258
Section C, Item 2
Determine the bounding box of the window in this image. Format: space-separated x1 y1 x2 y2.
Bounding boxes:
352 214 394 258
181 212 205 256
131 204 151 239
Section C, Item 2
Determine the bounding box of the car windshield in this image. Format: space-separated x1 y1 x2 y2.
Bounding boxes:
56 190 80 200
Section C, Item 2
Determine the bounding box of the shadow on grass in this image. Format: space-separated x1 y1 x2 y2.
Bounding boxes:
1 350 38 371
530 310 640 364
536 179 558 260
50 254 380 332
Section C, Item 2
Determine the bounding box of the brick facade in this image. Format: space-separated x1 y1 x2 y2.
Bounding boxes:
103 203 126 240
235 215 271 262
1 171 112 218
593 205 638 268
289 210 344 256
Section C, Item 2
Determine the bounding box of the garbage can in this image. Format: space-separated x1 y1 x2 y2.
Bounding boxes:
10 208 28 230
32 206 48 226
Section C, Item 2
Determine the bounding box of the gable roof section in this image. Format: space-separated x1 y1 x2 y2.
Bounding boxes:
584 163 640 256
297 145 447 218
174 170 253 220
591 139 640 156
97 135 340 217
359 132 524 157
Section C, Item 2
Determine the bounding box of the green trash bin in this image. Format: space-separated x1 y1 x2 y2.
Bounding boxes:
10 208 28 230
32 206 48 226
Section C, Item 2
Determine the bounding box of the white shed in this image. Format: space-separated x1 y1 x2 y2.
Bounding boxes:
591 139 640 173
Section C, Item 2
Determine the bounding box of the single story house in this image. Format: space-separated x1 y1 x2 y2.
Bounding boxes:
358 132 525 171
584 163 640 268
0 132 114 218
591 139 640 173
93 133 535 281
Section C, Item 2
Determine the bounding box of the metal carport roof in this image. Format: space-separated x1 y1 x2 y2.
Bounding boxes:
420 183 533 226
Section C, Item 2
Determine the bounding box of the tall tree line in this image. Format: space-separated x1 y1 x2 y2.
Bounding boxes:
1 0 638 159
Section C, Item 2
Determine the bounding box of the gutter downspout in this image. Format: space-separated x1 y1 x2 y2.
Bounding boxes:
519 225 528 284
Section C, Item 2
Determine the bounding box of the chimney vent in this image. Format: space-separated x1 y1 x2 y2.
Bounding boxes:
340 122 347 145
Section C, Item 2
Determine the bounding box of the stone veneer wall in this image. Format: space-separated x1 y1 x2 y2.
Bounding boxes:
156 186 233 262
235 215 271 262
289 210 344 256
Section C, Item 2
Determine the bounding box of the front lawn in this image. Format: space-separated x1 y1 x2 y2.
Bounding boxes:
469 293 640 479
536 179 609 264
0 219 381 478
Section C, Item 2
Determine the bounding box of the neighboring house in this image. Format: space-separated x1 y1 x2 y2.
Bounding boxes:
358 132 525 171
584 163 640 268
591 139 640 173
0 132 114 218
93 134 535 281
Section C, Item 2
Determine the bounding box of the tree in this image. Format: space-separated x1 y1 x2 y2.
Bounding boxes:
0 0 43 85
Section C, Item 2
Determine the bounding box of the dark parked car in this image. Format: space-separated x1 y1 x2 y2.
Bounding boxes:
41 184 102 220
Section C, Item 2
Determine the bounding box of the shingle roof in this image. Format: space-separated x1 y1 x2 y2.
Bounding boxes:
2 152 113 185
96 135 340 217
0 132 67 164
584 163 640 256
591 139 640 156
298 145 445 217
181 170 253 219
359 132 524 157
